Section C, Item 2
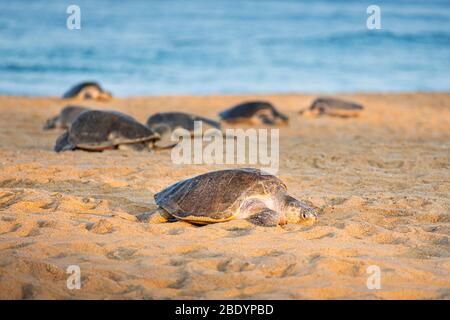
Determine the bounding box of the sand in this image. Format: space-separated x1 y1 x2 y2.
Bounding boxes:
0 93 449 300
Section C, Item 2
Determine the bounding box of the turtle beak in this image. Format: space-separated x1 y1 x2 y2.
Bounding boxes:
300 211 318 225
307 214 318 225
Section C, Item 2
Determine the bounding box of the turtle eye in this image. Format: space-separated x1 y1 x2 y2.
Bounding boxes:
302 213 308 219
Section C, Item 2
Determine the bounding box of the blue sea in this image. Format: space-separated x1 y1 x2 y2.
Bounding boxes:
0 0 449 96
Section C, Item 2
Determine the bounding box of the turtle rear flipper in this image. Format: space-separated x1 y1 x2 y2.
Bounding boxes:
54 132 76 152
137 208 175 223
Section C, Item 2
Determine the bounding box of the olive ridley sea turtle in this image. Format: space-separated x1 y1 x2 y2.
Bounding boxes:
300 97 364 118
54 110 161 152
146 112 222 146
219 101 289 125
62 81 112 101
138 168 317 227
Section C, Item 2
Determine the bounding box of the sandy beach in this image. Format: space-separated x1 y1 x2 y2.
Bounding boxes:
0 93 449 299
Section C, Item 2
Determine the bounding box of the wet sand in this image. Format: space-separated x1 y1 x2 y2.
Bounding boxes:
0 93 449 299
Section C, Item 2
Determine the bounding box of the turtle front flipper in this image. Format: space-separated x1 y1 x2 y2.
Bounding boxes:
137 207 175 223
117 142 148 151
150 124 179 149
259 114 276 125
54 132 76 152
153 139 179 149
247 209 283 227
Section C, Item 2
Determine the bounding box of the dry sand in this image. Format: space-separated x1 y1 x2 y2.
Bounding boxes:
0 93 449 299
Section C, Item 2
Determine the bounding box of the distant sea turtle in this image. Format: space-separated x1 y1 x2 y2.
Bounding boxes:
219 101 289 125
300 97 364 118
138 168 317 227
146 112 222 146
62 82 112 101
54 110 161 152
43 105 89 130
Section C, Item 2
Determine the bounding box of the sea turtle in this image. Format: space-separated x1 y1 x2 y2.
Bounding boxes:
43 105 90 130
146 112 222 146
219 101 289 125
54 110 161 152
62 81 112 101
300 97 364 118
138 168 317 227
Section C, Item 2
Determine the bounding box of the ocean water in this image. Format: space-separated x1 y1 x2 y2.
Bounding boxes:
0 0 449 96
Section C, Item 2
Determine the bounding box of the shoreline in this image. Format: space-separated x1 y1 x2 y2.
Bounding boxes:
1 91 450 99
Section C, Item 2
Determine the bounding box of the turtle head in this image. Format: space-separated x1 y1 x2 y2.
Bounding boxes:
97 91 113 101
275 115 289 126
82 87 112 101
299 107 321 118
283 195 317 225
43 116 57 130
272 109 289 125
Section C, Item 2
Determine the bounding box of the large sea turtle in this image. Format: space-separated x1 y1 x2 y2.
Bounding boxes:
146 112 222 146
138 168 317 227
300 97 364 118
62 82 112 101
54 110 161 152
43 105 89 130
219 101 289 125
